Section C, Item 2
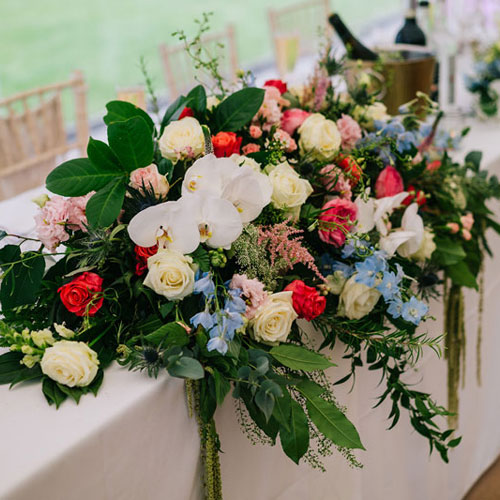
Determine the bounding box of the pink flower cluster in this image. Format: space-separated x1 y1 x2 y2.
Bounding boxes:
258 220 325 282
318 198 358 247
257 86 290 130
319 165 352 199
336 114 362 150
448 213 474 241
273 129 297 153
35 194 92 250
129 164 169 197
230 274 269 319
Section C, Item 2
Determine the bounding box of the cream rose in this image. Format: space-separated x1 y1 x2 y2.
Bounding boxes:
298 113 341 162
410 228 436 262
267 162 313 213
144 249 196 300
250 291 298 345
158 117 205 164
230 154 261 174
41 341 99 388
338 275 381 320
362 102 390 129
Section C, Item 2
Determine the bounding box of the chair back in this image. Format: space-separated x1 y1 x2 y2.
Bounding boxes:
116 86 147 110
0 71 88 200
269 0 331 77
159 24 238 98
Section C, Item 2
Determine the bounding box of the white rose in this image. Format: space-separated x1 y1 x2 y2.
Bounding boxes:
31 328 55 348
410 228 436 261
267 162 313 212
41 341 99 388
250 291 298 345
298 113 341 161
144 249 196 300
326 271 347 295
158 117 205 164
363 102 390 128
338 275 381 320
230 154 261 174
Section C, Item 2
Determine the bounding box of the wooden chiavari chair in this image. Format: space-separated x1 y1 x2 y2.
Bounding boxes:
159 24 238 98
269 0 332 78
0 71 89 200
116 86 147 110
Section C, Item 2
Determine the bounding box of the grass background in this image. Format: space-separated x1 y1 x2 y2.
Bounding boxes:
0 0 400 118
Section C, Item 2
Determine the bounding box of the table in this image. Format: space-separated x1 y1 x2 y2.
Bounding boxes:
1 119 500 500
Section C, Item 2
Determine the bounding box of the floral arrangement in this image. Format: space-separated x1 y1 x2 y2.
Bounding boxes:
467 40 500 116
1 22 500 500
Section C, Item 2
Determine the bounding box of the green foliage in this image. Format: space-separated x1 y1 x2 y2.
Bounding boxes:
278 397 310 464
86 178 126 228
103 100 155 133
213 87 265 133
269 345 335 372
167 356 205 379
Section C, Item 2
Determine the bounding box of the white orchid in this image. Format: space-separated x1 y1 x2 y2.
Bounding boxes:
355 190 409 235
127 200 200 254
182 154 271 223
379 203 424 258
179 194 243 249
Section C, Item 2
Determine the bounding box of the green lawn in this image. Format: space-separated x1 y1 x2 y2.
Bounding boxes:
0 0 399 117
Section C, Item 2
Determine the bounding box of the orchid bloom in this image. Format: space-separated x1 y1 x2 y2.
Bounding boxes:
355 190 409 235
179 195 243 249
127 200 200 254
379 203 424 257
182 154 271 223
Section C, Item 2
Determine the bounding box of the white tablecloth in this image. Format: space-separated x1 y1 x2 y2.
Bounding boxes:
1 119 500 500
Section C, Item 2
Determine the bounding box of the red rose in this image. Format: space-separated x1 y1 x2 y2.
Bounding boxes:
338 155 362 187
403 185 426 207
426 160 441 172
375 166 404 198
212 132 242 158
264 79 287 95
179 107 194 119
284 280 326 321
134 244 158 276
58 272 104 317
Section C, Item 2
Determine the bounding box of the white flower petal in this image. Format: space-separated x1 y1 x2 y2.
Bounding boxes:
397 203 424 257
354 195 376 233
379 230 415 257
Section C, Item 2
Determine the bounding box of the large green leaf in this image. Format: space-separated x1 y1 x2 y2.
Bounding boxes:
279 398 310 464
167 356 205 380
103 100 155 133
107 116 154 172
464 151 482 172
302 392 365 450
0 250 45 309
445 261 478 289
144 322 189 348
87 137 123 172
433 237 466 267
85 178 126 228
212 368 231 405
185 85 207 114
46 158 123 196
0 351 24 384
42 377 67 408
270 344 335 372
213 87 265 133
160 95 187 131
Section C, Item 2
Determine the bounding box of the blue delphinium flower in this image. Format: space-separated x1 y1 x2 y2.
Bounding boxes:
355 255 385 287
225 289 247 314
207 336 228 355
190 309 215 330
376 271 401 301
193 271 215 297
387 297 404 319
401 297 429 325
396 131 417 153
331 261 355 278
342 238 370 259
419 122 432 138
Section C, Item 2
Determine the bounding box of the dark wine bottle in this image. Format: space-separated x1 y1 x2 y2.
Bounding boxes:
395 9 427 46
329 13 378 61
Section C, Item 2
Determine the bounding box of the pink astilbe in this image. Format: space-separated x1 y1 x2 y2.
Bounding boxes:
257 219 326 282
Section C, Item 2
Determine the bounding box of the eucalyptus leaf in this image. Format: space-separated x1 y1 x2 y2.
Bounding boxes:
255 388 275 422
145 322 189 348
167 356 204 380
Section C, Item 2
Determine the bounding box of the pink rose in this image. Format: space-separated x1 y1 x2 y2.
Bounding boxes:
242 143 261 155
375 166 404 199
249 125 262 139
129 164 169 197
319 165 352 199
318 198 358 247
66 193 92 231
462 229 472 241
460 213 474 231
447 222 460 234
280 109 311 136
336 114 362 150
273 129 297 153
230 274 269 319
35 195 70 250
